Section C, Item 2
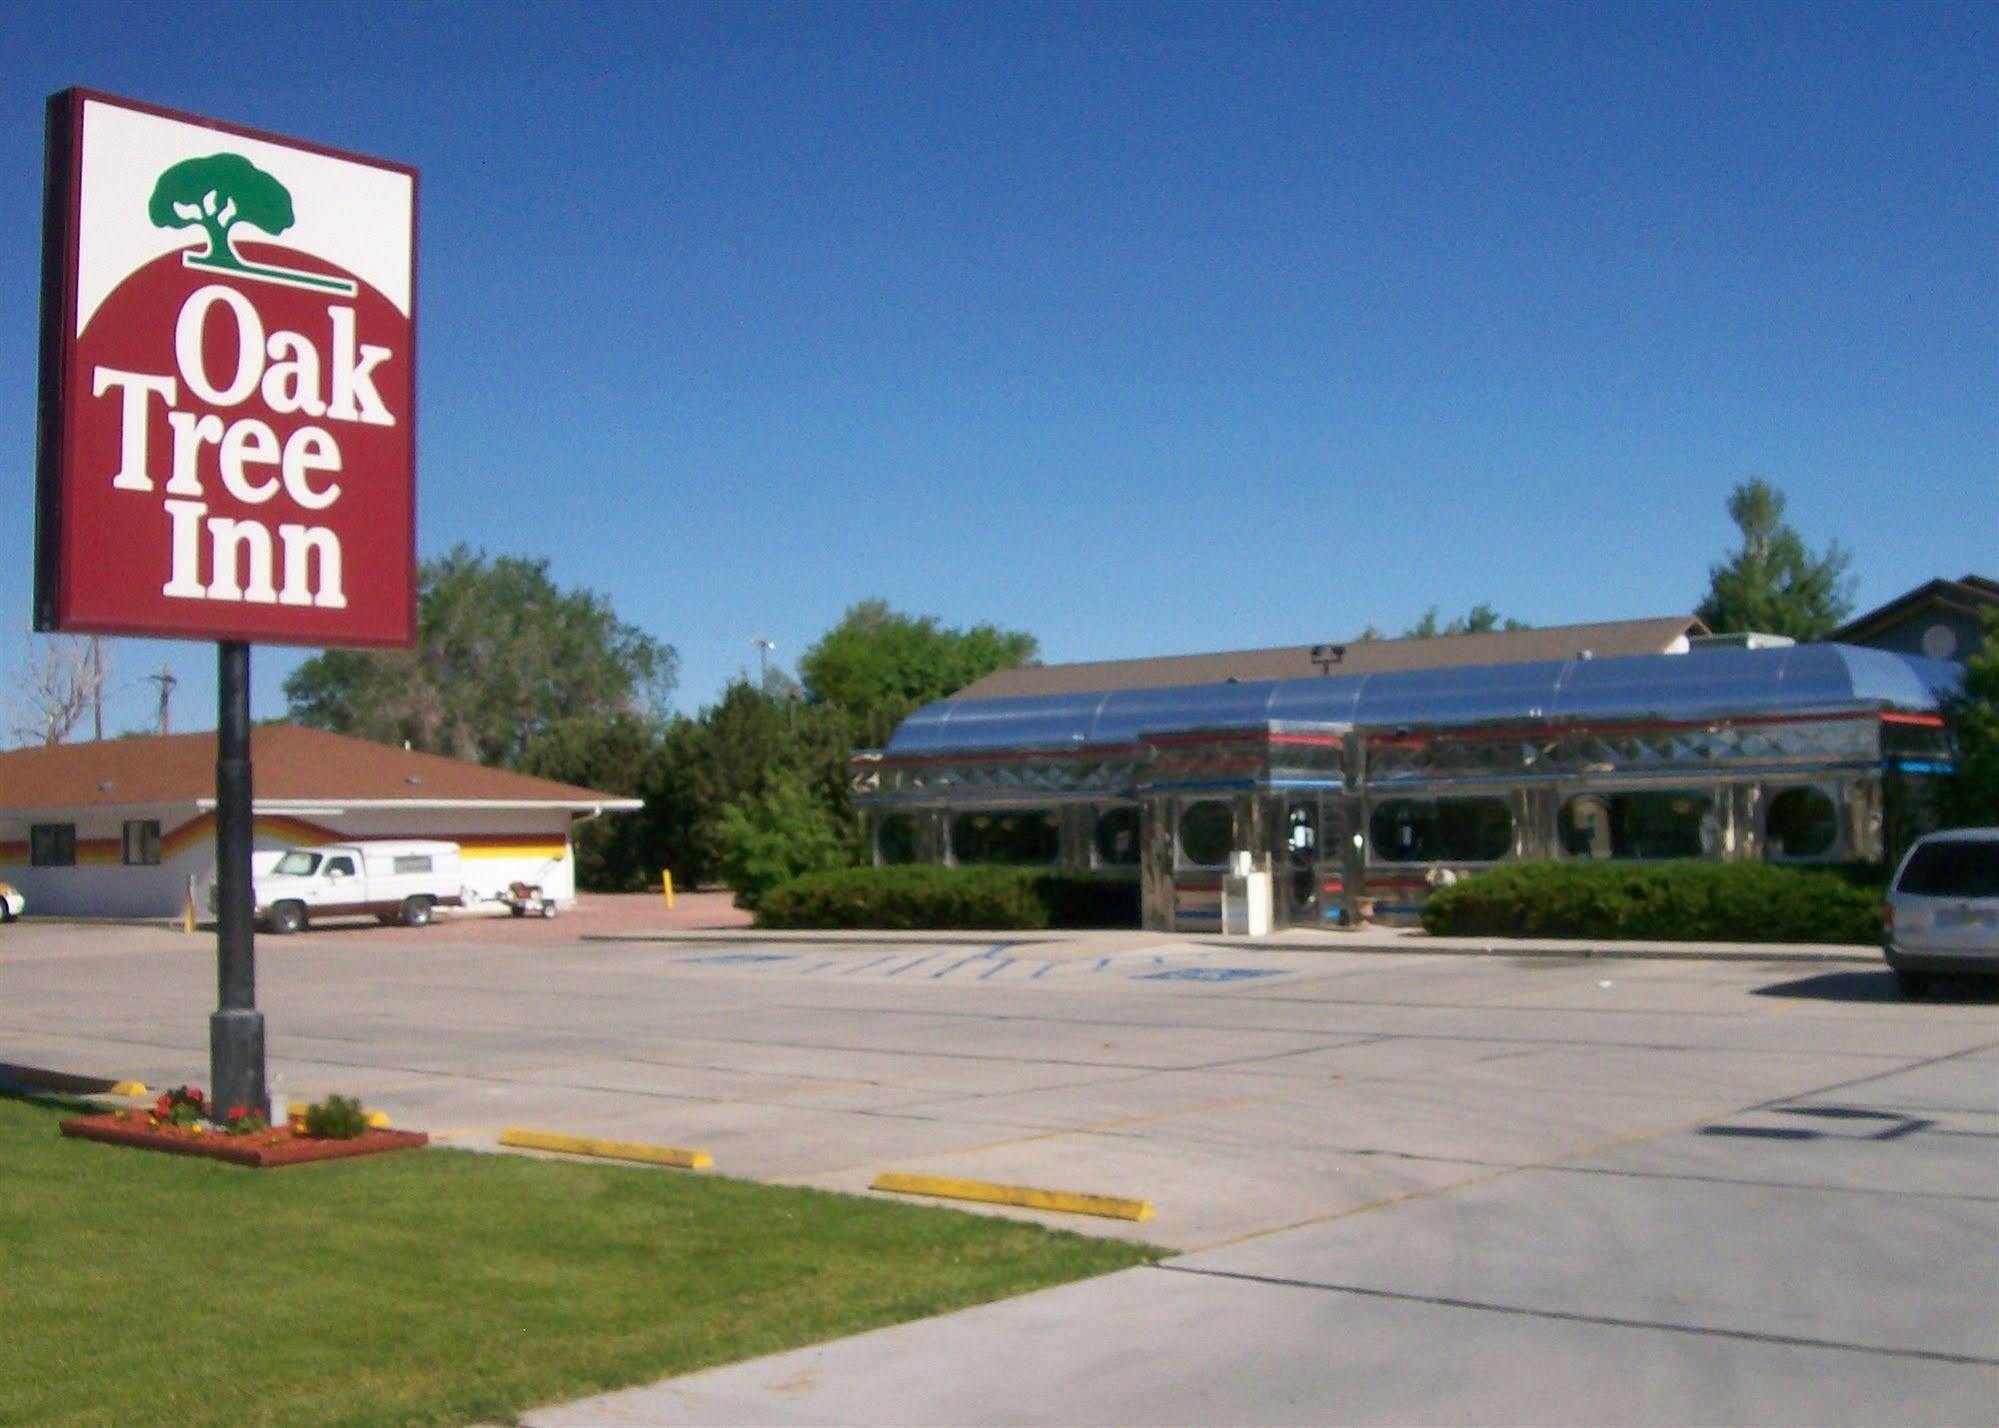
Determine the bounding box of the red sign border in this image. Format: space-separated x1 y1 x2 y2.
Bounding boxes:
35 87 421 649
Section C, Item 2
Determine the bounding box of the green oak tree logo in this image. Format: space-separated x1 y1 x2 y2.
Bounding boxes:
147 153 355 295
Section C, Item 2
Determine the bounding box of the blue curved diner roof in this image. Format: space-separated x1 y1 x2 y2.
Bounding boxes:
884 644 1962 758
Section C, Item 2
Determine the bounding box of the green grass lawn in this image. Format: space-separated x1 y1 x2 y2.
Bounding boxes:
0 1095 1156 1427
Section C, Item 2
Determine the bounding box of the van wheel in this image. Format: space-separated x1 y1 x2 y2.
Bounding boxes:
1894 967 1930 999
400 896 433 928
270 901 306 935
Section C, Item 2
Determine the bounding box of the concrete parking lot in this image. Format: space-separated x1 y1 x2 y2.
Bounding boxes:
5 910 1994 1423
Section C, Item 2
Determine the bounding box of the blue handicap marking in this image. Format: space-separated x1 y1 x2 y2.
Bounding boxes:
687 952 795 965
1139 967 1283 984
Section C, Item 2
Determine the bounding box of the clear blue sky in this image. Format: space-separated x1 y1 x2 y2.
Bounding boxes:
2 1 1992 739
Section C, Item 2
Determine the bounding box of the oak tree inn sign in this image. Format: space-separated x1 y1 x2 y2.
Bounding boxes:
36 89 417 647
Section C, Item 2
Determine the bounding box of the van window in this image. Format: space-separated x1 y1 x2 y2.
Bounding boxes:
323 856 358 878
274 851 321 876
1897 840 1999 898
392 855 433 874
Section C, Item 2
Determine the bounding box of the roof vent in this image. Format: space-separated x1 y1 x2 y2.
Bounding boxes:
405 776 422 786
1689 632 1796 652
98 780 114 791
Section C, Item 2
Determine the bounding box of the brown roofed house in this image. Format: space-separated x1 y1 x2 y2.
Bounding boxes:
951 615 1709 701
0 726 640 919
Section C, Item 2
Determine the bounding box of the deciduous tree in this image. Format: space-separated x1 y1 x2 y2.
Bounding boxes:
798 600 1038 748
284 546 675 767
9 635 108 747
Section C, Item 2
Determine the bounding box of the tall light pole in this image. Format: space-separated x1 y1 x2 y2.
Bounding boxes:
752 637 774 691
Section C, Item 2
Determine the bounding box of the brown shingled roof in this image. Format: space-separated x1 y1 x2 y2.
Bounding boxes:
950 616 1708 700
0 725 640 812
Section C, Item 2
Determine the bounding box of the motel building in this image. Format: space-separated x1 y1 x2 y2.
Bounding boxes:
0 724 640 919
851 611 1971 933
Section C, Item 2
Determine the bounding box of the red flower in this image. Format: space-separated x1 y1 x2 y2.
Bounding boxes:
227 1105 250 1121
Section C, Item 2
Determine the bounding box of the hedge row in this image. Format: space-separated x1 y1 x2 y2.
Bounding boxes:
1418 860 1882 943
756 866 1140 931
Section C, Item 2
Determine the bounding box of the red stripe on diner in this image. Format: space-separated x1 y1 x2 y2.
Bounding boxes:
1366 708 1875 748
874 744 1141 767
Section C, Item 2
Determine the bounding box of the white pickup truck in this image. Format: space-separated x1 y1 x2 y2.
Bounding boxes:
252 840 465 933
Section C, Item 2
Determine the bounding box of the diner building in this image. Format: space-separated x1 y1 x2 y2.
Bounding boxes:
850 618 1961 931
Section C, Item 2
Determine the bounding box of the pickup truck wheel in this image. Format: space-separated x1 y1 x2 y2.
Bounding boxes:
400 896 433 928
270 901 306 935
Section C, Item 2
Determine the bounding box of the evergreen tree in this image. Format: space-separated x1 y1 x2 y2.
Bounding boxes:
1696 479 1855 639
1939 609 1999 826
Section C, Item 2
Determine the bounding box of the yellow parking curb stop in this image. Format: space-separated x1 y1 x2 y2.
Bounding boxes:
499 1128 713 1170
872 1171 1155 1222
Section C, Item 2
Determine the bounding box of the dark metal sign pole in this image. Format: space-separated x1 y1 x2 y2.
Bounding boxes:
210 639 266 1117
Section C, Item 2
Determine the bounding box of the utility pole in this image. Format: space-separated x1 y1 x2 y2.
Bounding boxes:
146 665 178 736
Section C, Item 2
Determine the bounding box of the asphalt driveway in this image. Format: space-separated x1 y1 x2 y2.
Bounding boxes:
5 916 1993 1423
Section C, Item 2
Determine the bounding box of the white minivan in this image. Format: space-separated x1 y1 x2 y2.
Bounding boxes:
253 840 466 934
1883 828 1999 996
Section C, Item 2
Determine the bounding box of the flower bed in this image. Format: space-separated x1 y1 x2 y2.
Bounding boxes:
60 1108 426 1168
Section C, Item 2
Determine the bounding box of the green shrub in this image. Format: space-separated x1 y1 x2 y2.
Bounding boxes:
1420 860 1882 943
712 768 860 912
303 1093 369 1140
756 866 1140 930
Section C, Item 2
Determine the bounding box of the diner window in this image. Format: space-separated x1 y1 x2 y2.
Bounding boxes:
1093 808 1141 868
950 810 1059 866
877 814 918 866
1177 800 1236 867
122 820 161 866
31 824 76 867
1765 787 1838 861
1561 791 1715 860
1369 798 1513 863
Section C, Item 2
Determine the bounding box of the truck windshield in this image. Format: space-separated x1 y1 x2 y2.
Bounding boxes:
273 851 321 876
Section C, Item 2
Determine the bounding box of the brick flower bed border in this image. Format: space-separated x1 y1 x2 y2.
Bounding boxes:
60 1112 427 1167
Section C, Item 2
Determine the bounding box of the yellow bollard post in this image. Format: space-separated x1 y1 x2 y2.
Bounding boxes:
661 870 675 910
182 875 197 934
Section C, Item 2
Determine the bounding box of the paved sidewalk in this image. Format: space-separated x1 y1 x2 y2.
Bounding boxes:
525 1036 1999 1426
594 919 1885 965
